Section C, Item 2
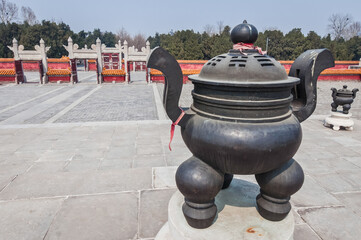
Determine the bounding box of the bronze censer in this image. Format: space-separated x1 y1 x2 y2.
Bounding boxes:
147 21 334 229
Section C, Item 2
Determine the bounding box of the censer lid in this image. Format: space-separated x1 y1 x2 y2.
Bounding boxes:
189 21 299 87
336 85 354 95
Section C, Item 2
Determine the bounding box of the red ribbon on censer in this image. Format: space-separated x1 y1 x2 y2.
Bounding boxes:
233 42 266 55
169 109 185 151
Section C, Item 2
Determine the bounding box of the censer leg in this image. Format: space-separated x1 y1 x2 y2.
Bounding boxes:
222 173 233 189
176 156 224 229
255 158 304 221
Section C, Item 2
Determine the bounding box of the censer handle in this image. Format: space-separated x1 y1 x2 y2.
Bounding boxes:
147 47 191 127
289 49 335 122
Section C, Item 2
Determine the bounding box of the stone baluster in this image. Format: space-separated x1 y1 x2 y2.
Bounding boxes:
67 37 74 59
39 39 50 84
11 38 20 60
124 40 129 83
96 38 103 84
9 38 24 84
118 40 122 70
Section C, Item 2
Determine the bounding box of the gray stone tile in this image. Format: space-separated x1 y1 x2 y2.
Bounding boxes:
332 135 361 147
27 162 67 173
139 189 176 238
298 206 361 240
0 198 65 240
105 145 136 159
333 192 361 217
136 144 164 155
133 155 166 168
292 175 341 207
0 175 16 192
0 168 152 200
45 193 138 240
55 85 157 123
312 170 361 193
294 224 321 240
63 160 100 172
36 150 75 162
165 153 190 166
152 166 177 189
298 156 359 175
292 209 305 225
99 158 133 170
342 156 361 168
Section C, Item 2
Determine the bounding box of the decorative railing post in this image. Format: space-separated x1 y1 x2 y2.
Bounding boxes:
117 40 122 70
8 38 24 84
124 40 129 83
39 39 50 84
64 37 77 84
96 38 103 84
11 38 20 60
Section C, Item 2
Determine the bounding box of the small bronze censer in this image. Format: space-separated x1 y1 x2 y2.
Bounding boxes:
147 21 334 229
331 85 358 114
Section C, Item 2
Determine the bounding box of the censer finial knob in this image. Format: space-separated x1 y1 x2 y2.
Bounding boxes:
231 20 258 44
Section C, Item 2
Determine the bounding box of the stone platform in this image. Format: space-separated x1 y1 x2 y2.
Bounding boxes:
324 111 354 130
156 179 294 240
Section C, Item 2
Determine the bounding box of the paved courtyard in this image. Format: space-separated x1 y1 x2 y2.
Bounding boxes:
0 73 360 240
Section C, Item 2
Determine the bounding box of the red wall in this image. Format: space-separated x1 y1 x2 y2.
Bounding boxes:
22 61 39 71
0 62 14 69
48 62 70 69
88 62 97 71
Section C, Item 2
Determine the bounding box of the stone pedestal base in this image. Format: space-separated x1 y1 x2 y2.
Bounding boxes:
324 111 354 131
156 179 294 240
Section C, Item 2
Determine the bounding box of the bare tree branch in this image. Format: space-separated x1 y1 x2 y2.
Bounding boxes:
345 21 361 40
132 33 146 50
116 27 132 44
216 21 224 35
203 24 215 36
0 0 18 23
21 6 37 25
328 13 353 40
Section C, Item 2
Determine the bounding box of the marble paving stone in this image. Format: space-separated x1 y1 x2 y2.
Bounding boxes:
298 206 361 240
133 155 166 168
36 150 76 162
297 157 359 175
136 144 164 156
233 174 258 184
0 168 152 200
99 158 133 170
327 145 360 158
294 224 321 240
0 175 16 192
331 135 361 147
342 156 361 168
71 151 105 161
105 145 136 159
164 152 192 167
292 175 341 207
13 149 43 160
333 192 361 217
27 162 67 173
63 160 100 172
292 209 305 225
139 189 176 239
44 193 138 240
312 170 361 193
0 198 65 240
152 166 177 189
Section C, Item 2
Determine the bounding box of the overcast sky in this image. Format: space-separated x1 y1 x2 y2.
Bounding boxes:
10 0 361 37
